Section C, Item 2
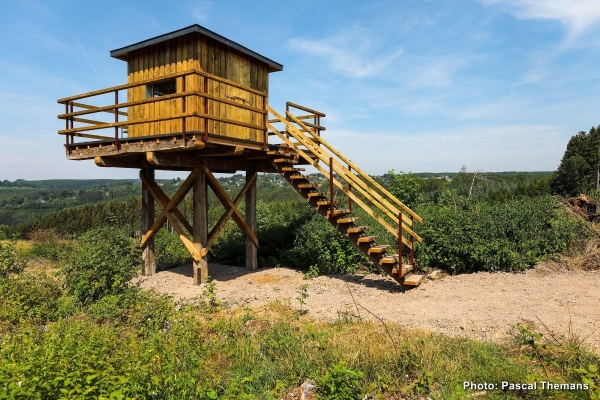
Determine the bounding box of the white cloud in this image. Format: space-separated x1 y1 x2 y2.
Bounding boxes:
287 27 403 78
191 1 213 22
481 0 600 41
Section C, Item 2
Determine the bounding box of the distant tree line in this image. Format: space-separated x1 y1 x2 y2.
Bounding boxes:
551 125 600 196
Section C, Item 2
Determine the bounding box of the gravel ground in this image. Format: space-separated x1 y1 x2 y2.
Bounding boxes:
132 263 600 354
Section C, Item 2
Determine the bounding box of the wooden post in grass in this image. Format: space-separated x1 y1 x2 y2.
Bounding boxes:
245 169 258 271
141 168 156 276
193 168 209 284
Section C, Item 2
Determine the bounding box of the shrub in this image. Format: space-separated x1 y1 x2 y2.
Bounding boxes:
155 229 191 270
0 241 25 278
285 214 367 275
23 229 74 264
415 195 590 272
63 227 140 304
316 361 364 400
0 271 63 325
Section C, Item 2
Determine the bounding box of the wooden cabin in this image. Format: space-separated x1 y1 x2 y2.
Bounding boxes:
113 25 281 143
57 25 425 289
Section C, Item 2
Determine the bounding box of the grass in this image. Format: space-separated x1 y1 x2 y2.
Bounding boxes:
0 237 599 399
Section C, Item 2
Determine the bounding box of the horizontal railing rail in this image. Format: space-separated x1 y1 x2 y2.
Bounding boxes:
267 105 422 253
58 69 269 153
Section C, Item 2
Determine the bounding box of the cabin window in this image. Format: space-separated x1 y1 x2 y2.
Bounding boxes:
146 78 176 98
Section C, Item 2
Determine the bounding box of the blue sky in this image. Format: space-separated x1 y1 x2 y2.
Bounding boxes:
2 0 600 180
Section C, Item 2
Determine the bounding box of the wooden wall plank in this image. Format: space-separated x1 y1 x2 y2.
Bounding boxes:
122 32 270 142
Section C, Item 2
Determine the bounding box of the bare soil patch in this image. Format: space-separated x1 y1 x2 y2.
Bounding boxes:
133 263 600 354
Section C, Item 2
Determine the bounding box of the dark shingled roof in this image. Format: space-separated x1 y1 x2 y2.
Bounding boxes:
110 24 283 72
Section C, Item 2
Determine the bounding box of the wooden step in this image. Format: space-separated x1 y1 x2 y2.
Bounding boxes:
273 158 298 164
281 167 305 172
297 183 317 189
290 174 309 180
380 254 399 264
267 150 294 156
392 264 413 278
307 192 323 198
403 274 424 287
357 235 379 243
347 226 368 234
328 209 351 216
337 217 359 224
316 200 331 206
367 245 390 254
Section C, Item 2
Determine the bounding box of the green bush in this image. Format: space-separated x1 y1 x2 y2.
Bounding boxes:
23 229 74 265
155 229 192 270
63 226 140 304
316 362 364 399
0 242 24 278
415 195 590 272
285 214 367 275
0 271 63 326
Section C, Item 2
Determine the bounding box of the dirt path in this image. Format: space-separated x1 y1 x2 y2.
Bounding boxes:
133 264 600 354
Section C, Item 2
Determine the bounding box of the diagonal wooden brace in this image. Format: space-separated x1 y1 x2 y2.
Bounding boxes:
140 169 206 261
202 163 259 247
140 168 198 247
206 171 257 250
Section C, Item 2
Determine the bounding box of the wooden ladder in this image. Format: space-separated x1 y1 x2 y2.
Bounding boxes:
266 106 425 288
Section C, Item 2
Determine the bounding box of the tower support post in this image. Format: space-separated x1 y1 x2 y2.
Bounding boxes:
245 169 258 271
193 168 209 284
141 168 156 275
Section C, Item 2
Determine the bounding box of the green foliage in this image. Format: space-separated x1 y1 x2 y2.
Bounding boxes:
285 214 367 275
386 170 423 209
23 229 74 265
415 195 589 272
552 126 600 196
63 226 141 304
315 362 364 399
0 242 24 278
155 229 192 270
0 271 63 326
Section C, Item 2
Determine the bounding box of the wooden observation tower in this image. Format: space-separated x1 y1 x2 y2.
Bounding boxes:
57 25 425 287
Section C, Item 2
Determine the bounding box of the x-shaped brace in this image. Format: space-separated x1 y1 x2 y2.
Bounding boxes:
206 170 257 250
139 168 206 261
202 163 259 248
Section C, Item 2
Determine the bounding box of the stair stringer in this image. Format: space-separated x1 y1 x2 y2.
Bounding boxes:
270 156 420 287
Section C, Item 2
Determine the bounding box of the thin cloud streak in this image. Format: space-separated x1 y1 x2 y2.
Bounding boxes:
75 39 100 79
481 0 600 42
287 27 403 78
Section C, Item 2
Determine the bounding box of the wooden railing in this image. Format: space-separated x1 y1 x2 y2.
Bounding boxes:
267 105 422 255
58 69 269 153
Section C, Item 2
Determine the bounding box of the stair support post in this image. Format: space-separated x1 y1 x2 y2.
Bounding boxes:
245 169 258 271
398 212 403 266
329 157 334 217
193 168 209 284
141 168 156 276
409 215 414 266
348 164 352 213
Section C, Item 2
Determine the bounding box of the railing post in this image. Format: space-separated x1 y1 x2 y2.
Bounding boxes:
182 75 187 142
398 212 403 265
65 102 71 154
203 74 209 142
262 95 268 150
285 102 290 151
329 157 334 217
348 164 352 212
114 90 120 150
409 215 414 266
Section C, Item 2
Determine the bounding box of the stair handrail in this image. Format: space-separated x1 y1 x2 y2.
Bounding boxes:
285 111 422 224
268 106 422 245
267 119 415 248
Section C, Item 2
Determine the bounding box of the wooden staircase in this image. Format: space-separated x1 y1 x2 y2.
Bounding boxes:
267 103 425 288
